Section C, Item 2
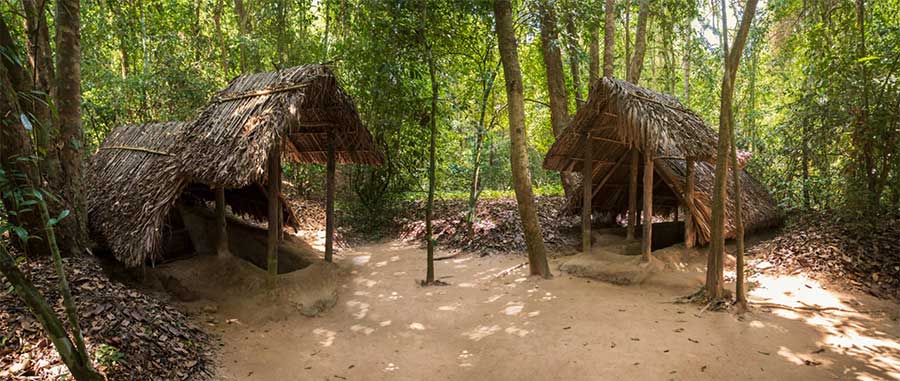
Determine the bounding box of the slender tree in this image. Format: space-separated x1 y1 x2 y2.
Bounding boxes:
706 0 759 301
603 0 615 78
422 4 439 284
494 0 551 278
538 0 577 196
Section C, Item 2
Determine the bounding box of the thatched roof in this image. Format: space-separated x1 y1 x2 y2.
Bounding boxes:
543 78 780 245
87 122 297 267
88 64 382 267
178 64 382 187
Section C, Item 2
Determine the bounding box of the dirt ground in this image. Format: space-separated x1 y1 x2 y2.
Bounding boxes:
165 239 900 381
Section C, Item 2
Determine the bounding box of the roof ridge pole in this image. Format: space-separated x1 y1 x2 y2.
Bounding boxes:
267 133 282 287
582 132 593 253
626 148 639 240
641 148 654 261
324 128 336 263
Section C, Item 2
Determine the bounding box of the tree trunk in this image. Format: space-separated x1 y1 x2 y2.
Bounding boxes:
54 0 88 257
234 0 249 73
466 61 499 234
564 12 584 108
214 0 228 75
603 0 615 78
589 17 600 84
682 24 690 103
626 0 649 84
23 0 56 173
538 0 576 197
0 18 51 257
424 29 438 284
731 135 747 309
494 0 551 279
706 0 758 301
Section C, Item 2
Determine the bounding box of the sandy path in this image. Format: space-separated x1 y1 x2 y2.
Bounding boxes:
209 241 900 381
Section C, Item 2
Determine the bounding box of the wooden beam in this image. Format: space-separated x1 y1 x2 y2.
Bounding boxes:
215 187 229 258
591 151 630 198
546 154 617 165
642 152 654 261
684 158 696 248
582 133 593 253
590 136 626 145
626 148 639 240
267 135 282 286
325 129 336 262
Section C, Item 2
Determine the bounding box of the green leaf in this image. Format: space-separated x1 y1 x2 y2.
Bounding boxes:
855 55 880 63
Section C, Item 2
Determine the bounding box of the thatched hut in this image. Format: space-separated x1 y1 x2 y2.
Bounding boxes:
543 78 779 255
87 122 297 267
89 64 382 272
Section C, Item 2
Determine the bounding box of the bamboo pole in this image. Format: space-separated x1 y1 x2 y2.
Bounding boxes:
642 151 654 261
325 129 336 262
684 158 696 248
215 187 229 257
267 136 281 286
582 134 593 253
627 148 639 240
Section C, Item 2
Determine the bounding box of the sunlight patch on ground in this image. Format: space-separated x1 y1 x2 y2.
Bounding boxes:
408 322 425 330
458 282 476 288
484 294 504 303
312 328 336 347
463 325 501 341
379 320 392 327
502 303 524 316
354 278 378 288
504 325 530 337
346 300 370 319
350 255 371 266
384 363 399 372
752 273 900 380
350 324 375 335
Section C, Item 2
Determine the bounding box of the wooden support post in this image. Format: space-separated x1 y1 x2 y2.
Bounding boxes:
215 187 229 258
642 151 654 261
674 205 679 222
684 158 696 248
325 129 336 262
582 134 593 253
267 136 281 285
626 148 639 240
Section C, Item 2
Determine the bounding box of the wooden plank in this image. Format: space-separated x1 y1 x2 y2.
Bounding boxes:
325 129 336 262
267 136 281 286
590 136 626 145
582 134 593 253
684 158 696 248
642 152 654 261
215 187 229 258
626 149 639 240
591 151 630 198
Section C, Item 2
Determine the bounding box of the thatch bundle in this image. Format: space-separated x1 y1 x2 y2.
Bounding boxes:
88 64 381 267
543 77 780 244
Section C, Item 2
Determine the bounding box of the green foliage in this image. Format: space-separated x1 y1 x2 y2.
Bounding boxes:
94 344 125 367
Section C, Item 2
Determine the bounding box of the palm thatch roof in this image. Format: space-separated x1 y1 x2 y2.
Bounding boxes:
87 122 298 267
543 78 780 244
177 64 382 187
88 65 382 267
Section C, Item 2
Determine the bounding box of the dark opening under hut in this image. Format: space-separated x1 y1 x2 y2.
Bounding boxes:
543 78 780 257
88 64 382 279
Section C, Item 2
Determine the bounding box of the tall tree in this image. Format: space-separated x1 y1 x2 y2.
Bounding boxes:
55 0 88 256
706 0 759 301
422 2 439 285
234 0 250 73
564 9 584 108
624 0 648 241
603 0 615 78
494 0 552 278
538 0 576 196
